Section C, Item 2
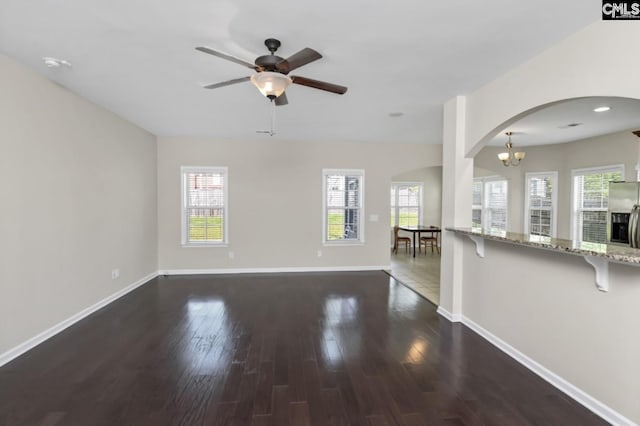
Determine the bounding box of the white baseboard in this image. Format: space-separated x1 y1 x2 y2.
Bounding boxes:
0 271 158 368
461 315 635 426
158 266 389 275
436 306 462 322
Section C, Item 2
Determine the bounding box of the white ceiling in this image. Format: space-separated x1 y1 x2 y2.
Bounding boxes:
488 97 640 147
0 1 600 144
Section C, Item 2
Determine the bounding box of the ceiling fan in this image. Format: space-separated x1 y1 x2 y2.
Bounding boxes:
195 38 347 106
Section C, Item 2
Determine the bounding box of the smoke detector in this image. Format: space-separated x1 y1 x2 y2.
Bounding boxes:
42 57 72 68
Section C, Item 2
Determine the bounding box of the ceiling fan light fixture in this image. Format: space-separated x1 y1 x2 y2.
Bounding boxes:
250 72 292 99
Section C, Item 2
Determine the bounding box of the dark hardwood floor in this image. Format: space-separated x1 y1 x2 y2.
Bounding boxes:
0 272 607 425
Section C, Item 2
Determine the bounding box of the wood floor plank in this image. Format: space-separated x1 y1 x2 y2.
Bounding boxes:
321 388 349 426
36 411 66 426
290 402 312 426
366 414 391 426
252 362 274 416
206 401 236 426
219 363 244 403
271 385 290 426
233 372 258 426
302 360 329 426
0 272 608 426
402 412 427 426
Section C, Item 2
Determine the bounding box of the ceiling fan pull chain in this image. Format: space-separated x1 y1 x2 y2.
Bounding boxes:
270 99 276 136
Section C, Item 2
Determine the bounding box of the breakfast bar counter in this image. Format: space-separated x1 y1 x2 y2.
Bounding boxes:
447 227 640 292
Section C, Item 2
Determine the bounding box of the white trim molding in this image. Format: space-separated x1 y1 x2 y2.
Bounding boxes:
0 272 158 368
436 306 462 322
159 266 389 275
461 315 635 426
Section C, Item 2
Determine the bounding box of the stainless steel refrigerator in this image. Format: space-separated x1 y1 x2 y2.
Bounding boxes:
607 181 640 247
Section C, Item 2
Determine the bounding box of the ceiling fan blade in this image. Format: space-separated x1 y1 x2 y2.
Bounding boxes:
276 48 322 74
291 76 348 95
202 76 251 89
196 46 260 70
275 92 288 106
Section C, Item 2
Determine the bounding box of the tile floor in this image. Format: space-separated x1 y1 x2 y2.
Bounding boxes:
389 247 441 305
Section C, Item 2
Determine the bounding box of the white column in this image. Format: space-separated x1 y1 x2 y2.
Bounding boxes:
439 95 473 321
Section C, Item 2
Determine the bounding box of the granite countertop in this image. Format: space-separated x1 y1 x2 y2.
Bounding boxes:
447 227 640 265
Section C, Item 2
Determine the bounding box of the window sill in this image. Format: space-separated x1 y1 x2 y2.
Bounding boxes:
323 241 365 247
182 243 228 248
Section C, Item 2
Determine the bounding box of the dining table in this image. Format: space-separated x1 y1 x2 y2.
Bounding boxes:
398 225 441 257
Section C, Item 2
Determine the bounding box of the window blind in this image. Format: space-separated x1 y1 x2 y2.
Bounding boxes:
182 167 227 245
572 167 622 243
390 183 422 227
324 170 364 242
485 179 508 232
526 173 556 237
472 179 483 229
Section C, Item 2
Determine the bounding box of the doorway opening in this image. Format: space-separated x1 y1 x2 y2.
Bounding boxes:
388 166 442 305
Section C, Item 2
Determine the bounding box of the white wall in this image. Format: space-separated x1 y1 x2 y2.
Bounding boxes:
0 54 158 357
157 137 441 271
461 240 640 424
474 130 640 238
441 21 640 424
465 21 640 156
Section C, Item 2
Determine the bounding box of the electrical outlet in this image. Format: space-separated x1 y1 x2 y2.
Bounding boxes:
228 251 234 259
111 268 120 279
317 250 322 257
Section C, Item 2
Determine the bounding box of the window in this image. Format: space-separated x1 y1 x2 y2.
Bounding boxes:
524 172 558 238
572 165 623 243
323 169 364 243
181 166 228 246
472 177 508 232
390 183 422 227
472 179 483 229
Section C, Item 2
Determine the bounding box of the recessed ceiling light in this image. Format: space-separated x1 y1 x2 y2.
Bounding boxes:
388 112 404 117
42 57 72 68
593 106 611 112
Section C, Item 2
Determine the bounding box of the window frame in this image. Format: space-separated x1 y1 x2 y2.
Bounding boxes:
472 178 483 230
322 168 365 245
181 166 229 247
570 164 624 242
473 176 508 232
390 182 423 227
523 171 558 238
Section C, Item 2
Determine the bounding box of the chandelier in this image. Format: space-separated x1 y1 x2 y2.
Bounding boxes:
497 132 526 167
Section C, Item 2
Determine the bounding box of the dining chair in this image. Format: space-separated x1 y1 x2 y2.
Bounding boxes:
393 225 411 254
419 228 440 254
